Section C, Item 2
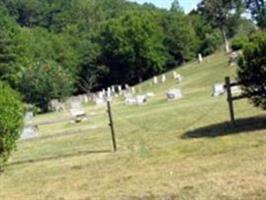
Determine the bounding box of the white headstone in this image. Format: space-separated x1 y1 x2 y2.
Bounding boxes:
136 95 147 105
198 53 203 63
125 84 130 90
231 86 241 95
21 126 38 140
117 85 122 95
229 52 239 67
173 71 178 79
175 74 183 82
166 89 183 101
213 83 225 97
107 87 112 97
153 76 158 84
131 87 136 94
24 112 34 122
84 95 89 103
95 97 105 106
161 74 166 83
111 86 116 93
102 89 106 97
70 100 87 122
146 92 155 98
125 97 137 105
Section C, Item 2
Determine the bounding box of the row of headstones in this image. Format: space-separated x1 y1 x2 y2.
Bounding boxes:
124 88 184 106
153 71 183 84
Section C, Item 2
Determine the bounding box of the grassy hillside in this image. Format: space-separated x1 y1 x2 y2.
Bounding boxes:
1 52 266 200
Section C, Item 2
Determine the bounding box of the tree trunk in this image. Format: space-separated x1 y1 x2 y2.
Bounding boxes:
222 28 230 53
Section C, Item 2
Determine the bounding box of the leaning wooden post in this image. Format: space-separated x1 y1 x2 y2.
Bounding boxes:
107 100 117 152
225 77 236 127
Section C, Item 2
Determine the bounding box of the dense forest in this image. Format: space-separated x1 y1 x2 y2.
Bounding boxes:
0 0 262 111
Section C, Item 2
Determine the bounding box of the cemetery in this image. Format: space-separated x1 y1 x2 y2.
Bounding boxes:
2 52 266 199
0 0 265 198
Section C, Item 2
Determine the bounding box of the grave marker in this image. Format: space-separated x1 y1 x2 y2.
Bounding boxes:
166 89 183 101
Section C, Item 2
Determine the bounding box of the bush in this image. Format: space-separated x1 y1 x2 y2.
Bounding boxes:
231 35 249 51
199 31 223 56
0 82 24 169
19 61 75 112
238 31 266 110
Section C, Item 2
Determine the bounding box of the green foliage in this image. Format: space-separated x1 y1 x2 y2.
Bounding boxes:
0 82 24 169
0 0 257 105
238 31 266 109
170 0 183 13
257 8 266 29
231 35 249 51
245 0 266 29
19 61 75 112
198 0 244 52
161 11 198 67
0 9 21 88
98 11 167 84
200 31 223 56
190 13 223 56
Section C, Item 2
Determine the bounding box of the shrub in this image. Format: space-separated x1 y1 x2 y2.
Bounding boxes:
0 82 24 169
238 31 266 110
231 35 249 51
199 31 223 56
19 61 75 112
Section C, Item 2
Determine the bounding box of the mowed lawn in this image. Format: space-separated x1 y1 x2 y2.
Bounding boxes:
1 52 266 200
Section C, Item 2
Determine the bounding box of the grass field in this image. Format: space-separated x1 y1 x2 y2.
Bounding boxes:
1 52 266 200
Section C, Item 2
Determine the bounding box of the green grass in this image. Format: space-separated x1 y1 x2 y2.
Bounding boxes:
1 52 266 200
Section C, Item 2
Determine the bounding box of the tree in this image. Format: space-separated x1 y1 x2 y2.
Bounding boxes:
161 11 198 67
170 0 183 12
245 0 266 28
98 11 167 85
0 9 20 88
0 82 24 170
238 31 266 109
198 0 244 52
19 61 75 112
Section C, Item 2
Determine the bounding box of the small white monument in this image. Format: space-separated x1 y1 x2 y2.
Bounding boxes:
84 95 89 103
131 87 136 94
21 126 38 140
175 74 183 83
107 87 112 97
95 97 105 106
198 53 203 63
125 84 130 90
24 112 34 122
161 74 166 83
111 86 116 94
153 76 158 84
229 52 239 67
173 71 177 79
124 95 148 106
166 89 183 101
213 83 225 97
118 85 122 95
136 95 147 105
70 100 87 123
231 86 241 95
146 92 155 98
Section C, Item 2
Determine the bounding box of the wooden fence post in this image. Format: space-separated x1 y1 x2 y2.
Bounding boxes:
225 77 236 127
107 101 117 152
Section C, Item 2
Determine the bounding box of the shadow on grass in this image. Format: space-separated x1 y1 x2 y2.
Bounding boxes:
182 115 266 139
6 149 112 167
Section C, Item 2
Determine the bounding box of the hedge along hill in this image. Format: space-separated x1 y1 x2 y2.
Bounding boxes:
0 82 24 170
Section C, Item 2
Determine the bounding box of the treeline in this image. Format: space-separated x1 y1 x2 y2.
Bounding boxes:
0 0 260 111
